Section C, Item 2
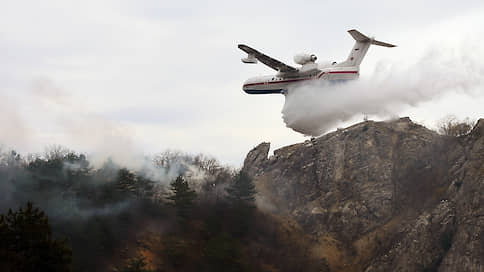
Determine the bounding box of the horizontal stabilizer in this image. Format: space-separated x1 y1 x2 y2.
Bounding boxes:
348 29 396 47
371 39 396 48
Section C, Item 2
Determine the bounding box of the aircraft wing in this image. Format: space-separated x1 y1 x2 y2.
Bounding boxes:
238 44 298 73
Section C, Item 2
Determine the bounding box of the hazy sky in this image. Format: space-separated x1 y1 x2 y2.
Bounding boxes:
2 0 484 166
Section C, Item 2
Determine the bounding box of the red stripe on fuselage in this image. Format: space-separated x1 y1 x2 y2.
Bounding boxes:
243 71 358 87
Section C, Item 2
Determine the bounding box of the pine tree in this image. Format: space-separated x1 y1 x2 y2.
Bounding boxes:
225 171 257 237
167 176 196 221
0 202 72 272
225 171 256 208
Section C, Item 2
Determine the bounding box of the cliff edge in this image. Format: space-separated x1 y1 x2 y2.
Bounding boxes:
243 117 484 272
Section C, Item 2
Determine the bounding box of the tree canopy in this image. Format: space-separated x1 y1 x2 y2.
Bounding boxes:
0 202 72 272
225 171 256 208
168 175 197 221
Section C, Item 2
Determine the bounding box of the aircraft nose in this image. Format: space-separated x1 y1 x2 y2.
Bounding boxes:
242 79 252 91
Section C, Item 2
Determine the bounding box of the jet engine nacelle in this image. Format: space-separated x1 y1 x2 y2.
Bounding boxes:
293 54 317 65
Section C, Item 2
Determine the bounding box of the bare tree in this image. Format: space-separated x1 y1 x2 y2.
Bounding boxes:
437 116 474 137
43 144 72 161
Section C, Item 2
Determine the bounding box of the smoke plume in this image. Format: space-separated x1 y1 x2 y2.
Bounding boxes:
282 46 484 136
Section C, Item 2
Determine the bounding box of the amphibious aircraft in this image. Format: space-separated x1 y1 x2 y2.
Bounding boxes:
239 29 395 94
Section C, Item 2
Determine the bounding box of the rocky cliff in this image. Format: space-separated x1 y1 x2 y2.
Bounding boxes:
243 117 484 272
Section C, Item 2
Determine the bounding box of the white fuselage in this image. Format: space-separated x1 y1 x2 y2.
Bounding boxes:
243 64 359 94
241 29 396 95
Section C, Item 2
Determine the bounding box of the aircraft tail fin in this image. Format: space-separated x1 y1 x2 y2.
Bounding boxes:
343 29 396 67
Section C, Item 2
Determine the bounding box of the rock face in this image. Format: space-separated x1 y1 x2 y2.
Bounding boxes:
243 117 484 272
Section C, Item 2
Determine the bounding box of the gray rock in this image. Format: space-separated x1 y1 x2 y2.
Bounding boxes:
243 117 484 271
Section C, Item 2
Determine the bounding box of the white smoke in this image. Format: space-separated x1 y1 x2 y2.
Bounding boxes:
282 46 484 136
0 95 31 148
26 78 143 169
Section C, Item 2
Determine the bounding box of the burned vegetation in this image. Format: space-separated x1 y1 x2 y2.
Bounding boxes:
0 148 321 272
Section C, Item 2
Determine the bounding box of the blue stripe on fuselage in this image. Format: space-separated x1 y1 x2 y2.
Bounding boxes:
244 89 284 94
243 80 351 95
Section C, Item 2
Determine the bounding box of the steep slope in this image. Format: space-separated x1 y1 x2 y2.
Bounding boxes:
243 117 484 272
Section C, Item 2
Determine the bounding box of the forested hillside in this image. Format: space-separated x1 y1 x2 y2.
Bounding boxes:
0 148 321 272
